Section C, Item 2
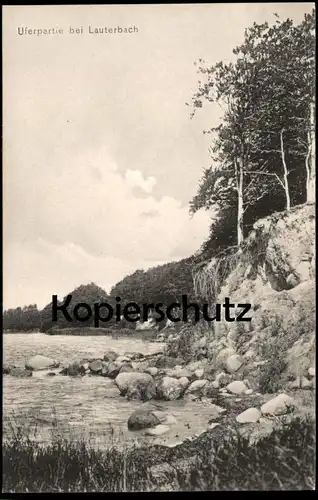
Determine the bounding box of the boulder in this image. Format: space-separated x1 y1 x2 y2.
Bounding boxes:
236 407 261 424
89 359 103 374
226 381 248 395
119 363 134 374
215 372 231 388
106 362 121 379
156 376 189 401
10 368 33 378
127 410 161 430
115 372 155 400
145 367 159 377
186 379 208 394
25 355 59 371
225 354 244 374
145 424 170 436
103 351 118 362
260 394 296 416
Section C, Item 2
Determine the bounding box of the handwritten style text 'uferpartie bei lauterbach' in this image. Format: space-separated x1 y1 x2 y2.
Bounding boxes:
17 25 139 36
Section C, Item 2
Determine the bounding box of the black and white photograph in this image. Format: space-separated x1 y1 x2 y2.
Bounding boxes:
2 3 316 492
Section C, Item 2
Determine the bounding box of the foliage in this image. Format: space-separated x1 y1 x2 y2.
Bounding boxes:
3 305 41 332
110 257 199 311
2 413 315 492
189 8 315 260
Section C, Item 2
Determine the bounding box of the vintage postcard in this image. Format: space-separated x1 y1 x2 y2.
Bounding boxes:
2 3 315 492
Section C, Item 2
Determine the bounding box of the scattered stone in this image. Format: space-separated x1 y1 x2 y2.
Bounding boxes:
215 348 236 369
300 376 312 389
46 372 56 377
89 359 103 374
186 360 207 373
308 367 315 378
103 351 118 362
25 355 59 371
286 273 299 289
106 362 121 379
124 352 144 360
115 372 155 400
244 389 253 395
212 380 219 389
225 354 244 374
290 376 301 389
3 364 16 374
127 409 161 431
60 362 85 376
156 376 189 401
186 379 208 394
260 394 296 416
236 407 261 424
243 379 252 389
119 363 134 374
145 424 170 436
83 363 89 371
166 367 193 379
215 372 231 388
194 368 204 379
226 381 248 395
116 356 131 364
10 368 33 378
209 423 220 430
145 367 159 377
154 356 185 369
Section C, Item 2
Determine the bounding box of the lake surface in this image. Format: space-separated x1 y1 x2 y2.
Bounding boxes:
3 333 220 449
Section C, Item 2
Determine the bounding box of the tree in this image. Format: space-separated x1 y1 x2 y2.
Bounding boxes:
189 9 315 256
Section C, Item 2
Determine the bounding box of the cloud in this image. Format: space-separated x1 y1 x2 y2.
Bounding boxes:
124 169 157 194
4 143 212 308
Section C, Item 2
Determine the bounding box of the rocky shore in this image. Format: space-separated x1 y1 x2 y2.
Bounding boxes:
3 349 315 451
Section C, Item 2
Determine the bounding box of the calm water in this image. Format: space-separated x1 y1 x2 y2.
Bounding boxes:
3 333 220 448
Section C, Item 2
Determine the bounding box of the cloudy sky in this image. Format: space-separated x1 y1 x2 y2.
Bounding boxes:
3 3 313 309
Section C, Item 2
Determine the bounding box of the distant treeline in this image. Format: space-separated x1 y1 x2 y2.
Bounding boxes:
3 257 197 333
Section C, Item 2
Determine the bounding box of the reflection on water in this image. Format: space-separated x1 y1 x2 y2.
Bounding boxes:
3 333 217 448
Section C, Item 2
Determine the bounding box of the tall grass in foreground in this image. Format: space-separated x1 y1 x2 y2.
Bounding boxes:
2 415 315 492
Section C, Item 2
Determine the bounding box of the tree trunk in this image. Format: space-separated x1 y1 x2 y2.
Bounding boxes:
280 128 291 211
306 100 316 203
237 158 244 246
